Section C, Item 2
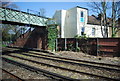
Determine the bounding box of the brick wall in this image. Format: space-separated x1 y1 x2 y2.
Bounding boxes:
12 27 48 50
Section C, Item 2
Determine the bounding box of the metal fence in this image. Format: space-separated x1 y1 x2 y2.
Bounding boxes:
0 7 47 27
56 38 120 57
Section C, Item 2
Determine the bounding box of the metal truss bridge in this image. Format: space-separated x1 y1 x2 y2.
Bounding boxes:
0 7 48 27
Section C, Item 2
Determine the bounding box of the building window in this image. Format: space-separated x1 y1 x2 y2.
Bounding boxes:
80 11 84 22
81 27 85 35
92 28 95 36
81 11 84 17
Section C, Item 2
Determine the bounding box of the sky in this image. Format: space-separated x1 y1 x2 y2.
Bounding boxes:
13 2 96 18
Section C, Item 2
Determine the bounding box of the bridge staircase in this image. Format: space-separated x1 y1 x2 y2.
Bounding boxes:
11 28 32 47
11 27 48 50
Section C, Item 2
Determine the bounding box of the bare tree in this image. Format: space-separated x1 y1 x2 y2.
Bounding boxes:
0 0 18 9
39 8 46 17
0 0 11 7
111 0 120 37
89 0 120 37
39 8 47 26
89 1 110 38
1 1 21 41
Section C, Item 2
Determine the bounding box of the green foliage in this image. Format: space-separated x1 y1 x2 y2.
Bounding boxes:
46 18 58 51
67 43 80 52
2 24 27 41
76 46 80 52
2 30 10 41
47 25 58 51
2 44 7 47
112 33 116 37
74 35 79 38
67 43 74 51
74 34 88 40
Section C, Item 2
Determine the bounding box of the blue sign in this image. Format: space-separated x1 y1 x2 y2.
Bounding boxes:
80 18 84 22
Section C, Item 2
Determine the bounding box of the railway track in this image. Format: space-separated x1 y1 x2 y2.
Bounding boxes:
2 56 119 81
2 59 64 80
2 47 120 80
4 47 120 66
2 69 24 81
3 47 120 70
2 56 119 80
27 51 120 70
2 57 80 81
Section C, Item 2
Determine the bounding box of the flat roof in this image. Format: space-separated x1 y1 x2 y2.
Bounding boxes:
76 6 88 10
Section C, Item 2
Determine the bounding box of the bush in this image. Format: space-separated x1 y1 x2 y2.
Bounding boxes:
74 34 88 40
47 25 58 51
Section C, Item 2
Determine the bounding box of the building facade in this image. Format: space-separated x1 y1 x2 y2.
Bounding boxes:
53 6 109 38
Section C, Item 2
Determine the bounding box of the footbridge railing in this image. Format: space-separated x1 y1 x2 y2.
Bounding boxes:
0 7 48 26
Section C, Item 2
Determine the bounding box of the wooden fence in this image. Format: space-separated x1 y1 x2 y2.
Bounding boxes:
56 38 120 57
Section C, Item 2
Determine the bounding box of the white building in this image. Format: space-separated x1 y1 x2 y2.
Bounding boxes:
53 6 108 38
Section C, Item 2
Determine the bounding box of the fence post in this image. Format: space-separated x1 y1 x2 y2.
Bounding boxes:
55 39 58 51
76 39 78 52
97 38 98 56
65 38 67 50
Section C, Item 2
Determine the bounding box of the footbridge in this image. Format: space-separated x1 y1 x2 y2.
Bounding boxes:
0 7 48 27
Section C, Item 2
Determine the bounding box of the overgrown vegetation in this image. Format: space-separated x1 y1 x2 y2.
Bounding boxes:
2 24 27 42
76 45 80 52
74 34 90 52
47 26 58 51
73 34 89 52
2 44 7 47
67 43 75 51
74 34 88 40
46 19 58 51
